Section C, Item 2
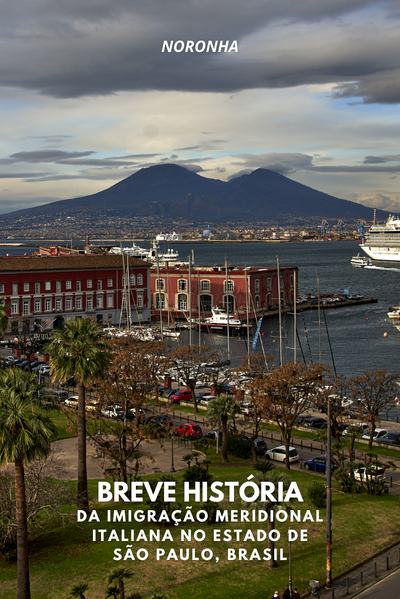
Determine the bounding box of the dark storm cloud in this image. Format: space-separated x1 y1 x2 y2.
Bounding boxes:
1 1 399 103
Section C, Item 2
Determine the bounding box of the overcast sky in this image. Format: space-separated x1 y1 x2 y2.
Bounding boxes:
1 0 400 216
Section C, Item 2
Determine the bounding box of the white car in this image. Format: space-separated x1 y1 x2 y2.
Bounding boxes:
353 466 386 482
265 445 299 463
362 428 388 441
343 422 369 436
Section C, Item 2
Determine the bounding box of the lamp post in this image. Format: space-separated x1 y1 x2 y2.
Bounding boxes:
326 394 334 589
170 434 176 473
288 533 293 598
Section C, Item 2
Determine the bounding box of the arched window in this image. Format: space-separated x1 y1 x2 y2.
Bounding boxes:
129 274 135 286
137 274 143 286
200 294 212 312
255 295 260 308
155 294 165 309
223 295 235 312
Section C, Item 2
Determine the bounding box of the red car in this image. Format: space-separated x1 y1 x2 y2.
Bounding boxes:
175 423 203 439
169 389 193 404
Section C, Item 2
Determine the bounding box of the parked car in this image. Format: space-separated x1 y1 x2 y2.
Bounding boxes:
64 396 79 409
265 445 299 463
353 465 386 482
362 428 388 441
199 394 214 406
253 438 268 455
304 455 338 473
379 431 400 445
169 390 193 404
158 386 172 396
175 423 203 439
303 417 327 428
342 422 369 436
53 390 69 401
62 376 76 387
204 430 222 441
164 388 179 398
39 365 51 375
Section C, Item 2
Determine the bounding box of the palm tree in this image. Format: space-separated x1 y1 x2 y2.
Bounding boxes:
69 582 89 599
207 394 240 462
0 301 8 338
46 318 112 513
105 586 120 599
107 566 134 599
0 369 57 599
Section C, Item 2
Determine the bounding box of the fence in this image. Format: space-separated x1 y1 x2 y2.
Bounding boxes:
316 541 400 599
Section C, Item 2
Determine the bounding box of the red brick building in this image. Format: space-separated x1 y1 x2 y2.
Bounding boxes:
150 264 298 320
0 254 151 334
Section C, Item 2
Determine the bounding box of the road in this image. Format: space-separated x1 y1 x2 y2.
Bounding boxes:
351 568 400 598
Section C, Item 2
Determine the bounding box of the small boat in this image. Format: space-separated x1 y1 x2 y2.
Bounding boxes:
162 327 181 339
351 254 371 268
387 306 400 319
199 307 249 335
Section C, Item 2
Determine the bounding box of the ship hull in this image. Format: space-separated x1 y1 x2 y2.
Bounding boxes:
360 245 400 262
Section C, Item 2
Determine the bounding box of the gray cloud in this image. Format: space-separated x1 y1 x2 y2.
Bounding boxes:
364 154 400 164
2 150 95 164
0 1 399 103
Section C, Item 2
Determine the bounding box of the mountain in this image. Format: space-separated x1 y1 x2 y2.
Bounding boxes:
0 164 382 223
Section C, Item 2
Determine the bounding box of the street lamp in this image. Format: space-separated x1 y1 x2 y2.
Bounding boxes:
327 394 335 589
170 434 176 473
309 580 319 598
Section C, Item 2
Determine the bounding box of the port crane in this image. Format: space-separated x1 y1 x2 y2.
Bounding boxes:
319 219 331 238
336 219 347 238
356 219 368 241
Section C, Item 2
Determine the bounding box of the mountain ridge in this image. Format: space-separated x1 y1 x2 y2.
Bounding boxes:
0 164 383 224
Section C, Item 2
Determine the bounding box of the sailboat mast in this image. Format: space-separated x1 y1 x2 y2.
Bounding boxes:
245 266 250 368
156 247 163 338
277 256 283 367
317 274 322 364
293 269 297 362
225 258 230 362
189 253 192 347
198 270 201 350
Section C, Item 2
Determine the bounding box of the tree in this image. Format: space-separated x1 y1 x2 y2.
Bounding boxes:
69 582 89 599
46 317 112 513
0 300 8 339
207 394 241 462
350 370 398 449
0 369 57 599
107 566 134 599
251 362 328 469
169 345 217 413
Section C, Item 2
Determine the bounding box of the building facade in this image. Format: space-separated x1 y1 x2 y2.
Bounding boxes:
0 254 151 335
150 264 298 319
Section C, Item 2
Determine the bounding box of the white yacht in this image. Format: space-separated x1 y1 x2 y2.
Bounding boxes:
350 254 372 268
109 240 184 266
199 307 249 335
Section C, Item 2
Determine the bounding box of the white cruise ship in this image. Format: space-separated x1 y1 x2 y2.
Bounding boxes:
360 215 400 262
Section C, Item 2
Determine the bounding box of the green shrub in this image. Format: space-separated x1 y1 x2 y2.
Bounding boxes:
227 431 252 459
307 481 327 508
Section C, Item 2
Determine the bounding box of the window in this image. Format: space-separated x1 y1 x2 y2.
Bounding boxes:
66 280 72 290
23 282 29 293
97 279 102 290
224 280 234 292
12 283 18 295
255 279 260 293
106 294 114 308
156 279 165 290
55 298 62 311
200 295 212 312
35 282 40 294
45 281 51 291
280 276 284 288
65 297 72 310
137 292 143 308
267 293 272 306
129 274 135 286
76 280 81 291
0 283 4 294
137 274 143 286
56 281 61 293
45 298 52 312
75 297 82 310
87 279 92 289
96 296 103 308
34 299 41 313
107 278 113 288
267 278 272 291
86 297 93 310
178 279 187 291
23 299 30 315
178 294 187 310
290 274 294 286
155 294 165 309
11 300 18 315
255 295 260 308
201 280 210 292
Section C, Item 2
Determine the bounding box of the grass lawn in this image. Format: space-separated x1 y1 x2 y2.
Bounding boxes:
1 462 399 599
